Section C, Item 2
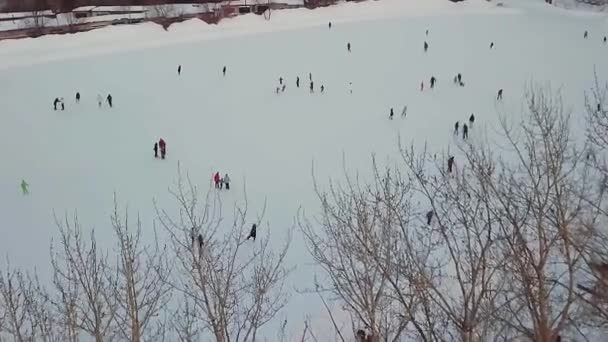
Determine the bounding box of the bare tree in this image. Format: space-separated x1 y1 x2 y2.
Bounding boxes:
155 169 291 342
458 85 596 341
0 261 34 342
299 159 411 342
50 213 117 342
109 197 172 342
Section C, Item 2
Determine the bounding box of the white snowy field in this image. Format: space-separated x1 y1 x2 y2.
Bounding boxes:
0 0 607 338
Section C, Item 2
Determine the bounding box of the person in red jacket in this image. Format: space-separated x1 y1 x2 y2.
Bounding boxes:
214 172 221 189
158 138 166 159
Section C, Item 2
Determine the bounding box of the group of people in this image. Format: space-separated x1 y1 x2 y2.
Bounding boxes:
453 113 475 140
52 92 113 110
213 171 231 190
275 73 325 95
153 138 167 159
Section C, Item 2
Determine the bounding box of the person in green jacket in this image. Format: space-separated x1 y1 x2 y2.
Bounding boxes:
21 180 29 195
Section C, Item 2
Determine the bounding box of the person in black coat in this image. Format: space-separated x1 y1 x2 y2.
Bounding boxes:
247 224 257 241
296 77 300 88
197 234 203 249
223 66 227 76
153 142 158 158
454 121 459 135
463 123 469 139
426 210 434 225
107 94 113 108
53 98 59 110
76 92 80 103
347 42 351 52
448 156 455 173
469 113 475 126
310 81 314 93
178 65 182 75
497 89 503 100
389 108 394 120
424 41 429 52
430 76 436 89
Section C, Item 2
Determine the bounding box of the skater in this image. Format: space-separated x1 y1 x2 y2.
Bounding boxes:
604 36 607 44
310 81 314 93
97 94 103 108
426 210 434 225
490 42 494 49
329 21 332 29
153 142 158 158
430 76 436 89
463 123 469 139
178 65 181 75
401 105 407 118
60 98 65 111
389 108 394 120
158 138 166 159
75 92 80 103
497 89 503 100
223 173 231 190
469 113 475 126
448 156 455 173
214 172 221 189
197 234 203 249
454 121 459 135
420 82 424 92
320 85 325 93
20 179 29 195
279 77 283 85
247 224 257 241
53 97 60 111
296 77 300 88
309 72 312 81
425 29 429 36
457 73 462 84
424 41 428 52
223 66 226 76
106 94 113 108
584 30 588 39
347 42 351 52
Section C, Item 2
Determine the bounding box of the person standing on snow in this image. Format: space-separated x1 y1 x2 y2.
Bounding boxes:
310 81 314 93
53 98 60 111
320 85 325 93
490 42 494 49
158 138 166 159
463 123 469 140
329 22 332 29
107 94 113 108
401 105 407 118
424 41 429 52
247 224 257 241
178 65 182 75
76 92 81 103
214 172 221 189
296 77 300 88
223 174 231 190
604 36 607 44
469 113 475 127
60 98 65 111
497 89 503 100
347 42 351 52
454 121 459 135
584 30 588 39
426 210 434 225
223 66 227 76
448 156 455 173
153 142 158 158
21 179 29 195
430 76 436 89
389 108 394 120
420 82 424 92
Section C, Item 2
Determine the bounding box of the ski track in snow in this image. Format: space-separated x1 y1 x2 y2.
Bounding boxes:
0 0 607 338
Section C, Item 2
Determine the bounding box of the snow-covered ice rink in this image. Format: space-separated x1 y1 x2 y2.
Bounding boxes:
0 0 607 337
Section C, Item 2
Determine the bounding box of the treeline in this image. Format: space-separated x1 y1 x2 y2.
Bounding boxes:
1 0 223 12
